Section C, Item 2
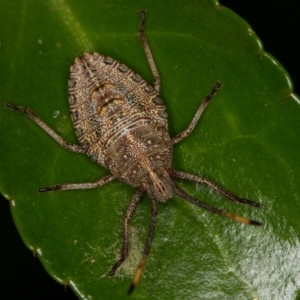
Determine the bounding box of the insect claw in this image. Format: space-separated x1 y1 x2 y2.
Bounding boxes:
4 102 14 109
139 10 146 33
250 220 263 226
5 102 23 112
239 198 261 208
5 102 38 119
37 186 59 193
127 282 135 296
109 259 124 277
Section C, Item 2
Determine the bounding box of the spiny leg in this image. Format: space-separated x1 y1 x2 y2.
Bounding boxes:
109 189 143 276
172 171 260 207
139 10 161 93
172 81 222 144
174 185 262 226
128 197 158 295
38 174 116 193
5 103 85 153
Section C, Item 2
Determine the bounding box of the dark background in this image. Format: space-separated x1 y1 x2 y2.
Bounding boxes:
1 1 299 299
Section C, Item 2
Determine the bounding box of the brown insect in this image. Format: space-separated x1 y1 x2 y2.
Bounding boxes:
5 10 262 295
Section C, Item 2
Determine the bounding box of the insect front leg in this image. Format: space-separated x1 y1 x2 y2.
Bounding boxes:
5 103 85 153
172 81 222 144
38 174 116 193
139 10 161 93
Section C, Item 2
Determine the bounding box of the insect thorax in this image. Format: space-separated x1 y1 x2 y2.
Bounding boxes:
68 53 172 187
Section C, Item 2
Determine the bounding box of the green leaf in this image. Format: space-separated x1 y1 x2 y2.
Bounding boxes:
1 0 300 299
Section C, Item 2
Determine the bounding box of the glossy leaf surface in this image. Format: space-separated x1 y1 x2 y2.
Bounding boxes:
1 0 300 299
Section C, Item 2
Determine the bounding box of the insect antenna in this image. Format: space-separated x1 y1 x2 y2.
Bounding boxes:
127 197 158 295
174 185 262 226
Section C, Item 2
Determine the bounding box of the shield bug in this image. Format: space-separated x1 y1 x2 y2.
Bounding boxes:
5 10 262 295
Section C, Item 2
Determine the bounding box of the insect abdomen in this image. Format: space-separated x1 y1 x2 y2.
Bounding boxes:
68 53 172 186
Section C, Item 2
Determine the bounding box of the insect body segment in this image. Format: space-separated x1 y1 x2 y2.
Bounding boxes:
5 9 262 296
69 53 172 188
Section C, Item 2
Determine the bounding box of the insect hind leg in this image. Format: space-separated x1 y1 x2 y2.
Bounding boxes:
109 189 143 276
174 185 262 226
172 170 260 207
127 197 158 295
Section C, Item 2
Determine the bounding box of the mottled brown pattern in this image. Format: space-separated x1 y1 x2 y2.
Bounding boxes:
68 52 171 186
5 10 262 296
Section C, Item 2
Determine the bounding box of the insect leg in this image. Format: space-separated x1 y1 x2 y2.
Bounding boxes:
127 197 158 295
109 189 143 276
5 103 85 153
172 81 222 144
139 10 161 93
174 185 262 226
172 170 260 207
38 174 116 193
